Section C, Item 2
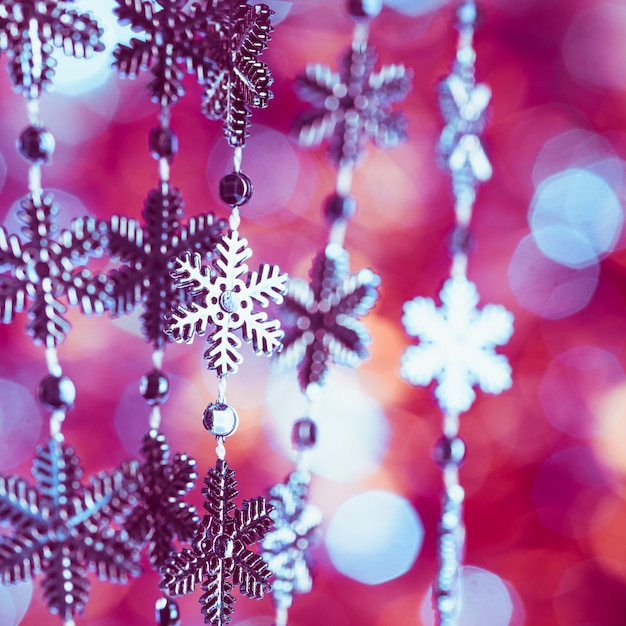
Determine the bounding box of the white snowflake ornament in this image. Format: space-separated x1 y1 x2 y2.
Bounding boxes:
401 276 513 415
166 230 287 375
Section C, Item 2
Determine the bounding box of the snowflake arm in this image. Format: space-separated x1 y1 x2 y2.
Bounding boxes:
401 276 514 415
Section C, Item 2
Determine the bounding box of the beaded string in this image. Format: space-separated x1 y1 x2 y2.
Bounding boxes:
261 1 413 623
400 2 513 625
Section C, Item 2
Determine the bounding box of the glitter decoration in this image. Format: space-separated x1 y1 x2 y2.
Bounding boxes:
202 1 274 147
0 0 104 98
294 42 412 166
0 194 110 347
113 0 220 107
107 186 226 347
261 471 321 612
278 243 380 391
124 430 200 569
401 276 513 416
0 438 140 621
160 458 273 626
166 230 287 375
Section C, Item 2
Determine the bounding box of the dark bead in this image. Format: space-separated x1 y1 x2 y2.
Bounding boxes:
203 402 239 437
17 125 55 163
447 224 475 257
37 374 76 412
140 369 169 405
219 171 254 207
323 193 357 225
433 436 466 469
347 0 383 20
149 126 178 161
292 417 317 451
155 597 180 626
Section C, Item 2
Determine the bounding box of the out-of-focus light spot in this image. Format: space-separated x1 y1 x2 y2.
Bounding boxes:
207 125 301 225
532 446 619 539
420 566 517 626
562 3 626 91
263 1 293 22
0 380 43 471
265 369 389 483
0 581 32 626
532 130 622 192
4 190 92 234
52 0 127 95
325 490 423 585
595 384 626 474
540 347 624 439
508 234 599 319
384 0 446 16
529 169 622 268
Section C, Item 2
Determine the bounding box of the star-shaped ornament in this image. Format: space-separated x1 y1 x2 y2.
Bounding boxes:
166 230 287 375
401 276 513 415
160 458 274 626
0 438 139 621
277 243 380 391
294 42 413 166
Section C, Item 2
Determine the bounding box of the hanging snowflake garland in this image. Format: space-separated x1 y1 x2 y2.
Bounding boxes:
0 438 140 621
160 458 274 626
277 243 380 390
295 43 413 166
166 229 287 375
401 275 513 415
261 470 321 612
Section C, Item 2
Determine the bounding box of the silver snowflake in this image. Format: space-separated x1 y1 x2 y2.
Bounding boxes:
261 471 321 611
166 230 287 375
401 276 513 415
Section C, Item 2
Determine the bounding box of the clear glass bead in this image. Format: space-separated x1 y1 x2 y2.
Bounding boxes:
219 171 254 207
139 369 169 405
347 0 383 20
149 126 178 161
17 125 55 163
203 402 239 437
37 374 76 412
292 417 317 450
155 596 180 626
323 192 357 225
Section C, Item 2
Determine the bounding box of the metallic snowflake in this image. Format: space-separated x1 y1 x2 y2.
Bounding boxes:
113 0 219 107
107 186 226 347
0 437 140 620
202 1 274 146
167 230 287 375
160 458 273 626
124 430 200 570
438 69 492 200
0 0 104 98
401 276 513 415
261 471 321 611
277 243 380 391
294 42 412 167
0 193 110 347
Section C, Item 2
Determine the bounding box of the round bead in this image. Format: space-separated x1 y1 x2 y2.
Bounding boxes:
139 369 170 406
433 436 466 469
17 125 55 163
37 374 76 412
291 417 317 451
155 597 180 626
447 224 475 257
323 192 357 225
219 171 254 207
347 0 383 20
149 126 178 161
213 534 234 558
203 402 239 437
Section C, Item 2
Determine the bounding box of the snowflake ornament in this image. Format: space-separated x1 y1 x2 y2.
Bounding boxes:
160 458 274 626
0 0 104 98
401 276 513 415
261 471 321 611
114 0 220 107
167 230 287 375
124 430 200 570
0 438 140 621
202 1 274 146
0 193 110 347
277 243 380 391
107 186 226 347
438 71 492 195
294 43 412 166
